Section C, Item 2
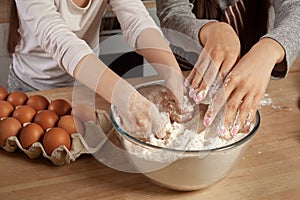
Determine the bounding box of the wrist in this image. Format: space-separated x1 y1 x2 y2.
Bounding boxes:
257 38 285 64
199 22 216 46
199 21 224 46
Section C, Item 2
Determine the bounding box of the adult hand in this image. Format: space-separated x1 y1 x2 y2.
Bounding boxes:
204 38 285 135
184 22 240 104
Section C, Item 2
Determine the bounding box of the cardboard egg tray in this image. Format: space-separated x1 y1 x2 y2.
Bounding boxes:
1 109 114 165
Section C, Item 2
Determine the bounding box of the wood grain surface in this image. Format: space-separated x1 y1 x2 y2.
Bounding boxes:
0 60 299 199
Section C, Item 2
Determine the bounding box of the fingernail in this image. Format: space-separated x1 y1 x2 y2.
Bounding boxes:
203 116 212 127
193 94 201 104
243 121 251 132
189 88 196 98
219 126 226 136
230 125 239 136
156 131 166 139
184 79 190 87
196 90 207 103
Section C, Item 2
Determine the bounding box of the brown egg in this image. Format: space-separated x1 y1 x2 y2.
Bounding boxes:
0 117 22 146
19 123 44 149
48 99 72 117
7 91 28 107
27 95 49 111
13 105 37 124
43 127 71 155
71 103 96 123
0 100 14 118
0 86 8 100
34 110 59 131
58 115 84 135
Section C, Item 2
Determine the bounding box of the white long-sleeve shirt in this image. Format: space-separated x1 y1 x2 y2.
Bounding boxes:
13 0 160 90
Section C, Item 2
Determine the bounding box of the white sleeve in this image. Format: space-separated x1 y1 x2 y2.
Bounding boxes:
15 0 93 75
109 0 162 48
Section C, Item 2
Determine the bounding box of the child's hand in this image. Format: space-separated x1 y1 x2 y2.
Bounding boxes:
112 80 168 139
162 66 195 123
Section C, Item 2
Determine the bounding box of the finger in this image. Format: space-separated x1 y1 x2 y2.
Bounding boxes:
135 112 150 127
164 68 185 106
251 93 264 122
238 94 254 132
191 52 211 90
186 69 198 99
219 57 238 80
160 90 194 124
203 74 235 127
188 54 210 101
199 52 223 89
149 105 167 138
195 53 238 105
185 68 196 88
205 54 238 101
194 59 220 104
224 89 245 136
198 71 225 105
168 90 195 114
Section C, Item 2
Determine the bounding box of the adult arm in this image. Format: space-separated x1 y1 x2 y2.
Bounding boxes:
262 0 300 78
156 0 214 45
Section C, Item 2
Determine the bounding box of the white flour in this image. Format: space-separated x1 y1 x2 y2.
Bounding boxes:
147 119 247 151
259 93 272 107
116 84 252 162
120 110 250 163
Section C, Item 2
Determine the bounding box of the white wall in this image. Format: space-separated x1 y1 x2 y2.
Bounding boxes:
0 23 11 88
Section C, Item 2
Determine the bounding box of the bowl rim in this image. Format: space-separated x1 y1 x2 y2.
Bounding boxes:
110 107 260 154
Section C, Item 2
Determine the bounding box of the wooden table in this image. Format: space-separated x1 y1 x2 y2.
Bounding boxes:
1 61 299 199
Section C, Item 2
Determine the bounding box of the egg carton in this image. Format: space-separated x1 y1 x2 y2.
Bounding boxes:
1 109 114 165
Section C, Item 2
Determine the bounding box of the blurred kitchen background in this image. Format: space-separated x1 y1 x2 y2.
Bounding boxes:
0 0 158 88
0 1 10 88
